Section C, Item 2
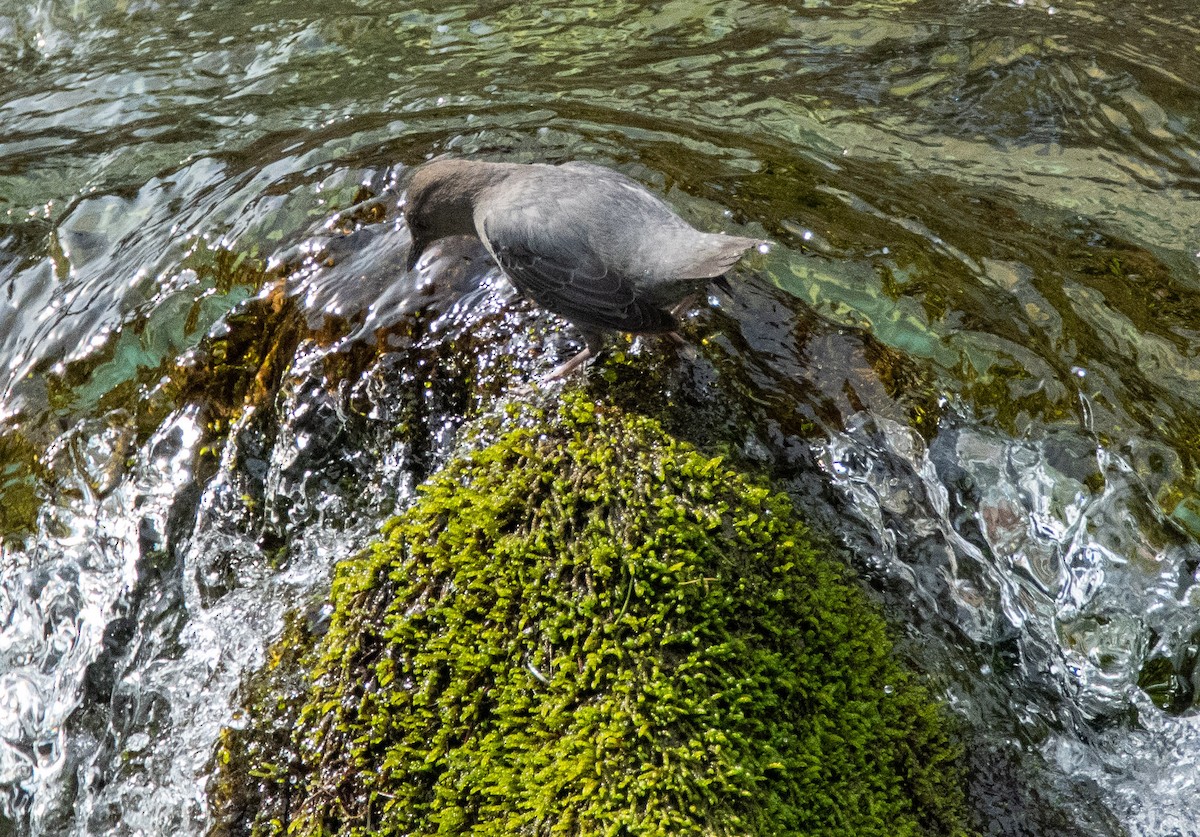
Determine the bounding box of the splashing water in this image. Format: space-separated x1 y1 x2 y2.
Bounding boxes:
2 0 1200 834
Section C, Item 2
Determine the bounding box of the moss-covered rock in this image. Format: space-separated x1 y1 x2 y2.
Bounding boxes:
219 393 969 836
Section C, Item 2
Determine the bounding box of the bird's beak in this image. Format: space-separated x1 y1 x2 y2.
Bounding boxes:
406 222 427 272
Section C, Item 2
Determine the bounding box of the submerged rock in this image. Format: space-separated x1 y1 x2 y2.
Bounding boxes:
213 392 970 837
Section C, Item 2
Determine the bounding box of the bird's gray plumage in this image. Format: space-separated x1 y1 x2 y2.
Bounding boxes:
403 158 764 373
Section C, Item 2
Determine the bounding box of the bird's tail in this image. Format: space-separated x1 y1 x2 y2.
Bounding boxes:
686 234 768 279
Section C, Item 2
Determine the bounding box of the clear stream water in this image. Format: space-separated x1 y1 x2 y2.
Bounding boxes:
1 0 1198 834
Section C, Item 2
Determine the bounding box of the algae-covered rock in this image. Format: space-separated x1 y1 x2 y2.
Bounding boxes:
220 394 969 836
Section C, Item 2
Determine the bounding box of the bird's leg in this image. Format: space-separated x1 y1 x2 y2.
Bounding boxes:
547 347 593 379
547 330 606 379
665 296 697 350
669 294 698 319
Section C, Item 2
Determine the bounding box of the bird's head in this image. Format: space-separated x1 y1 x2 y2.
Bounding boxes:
402 159 488 271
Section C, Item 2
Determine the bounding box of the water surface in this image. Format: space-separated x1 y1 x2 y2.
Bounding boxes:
1 0 1198 834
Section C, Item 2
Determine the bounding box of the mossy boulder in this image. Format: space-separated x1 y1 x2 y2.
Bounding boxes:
220 393 969 836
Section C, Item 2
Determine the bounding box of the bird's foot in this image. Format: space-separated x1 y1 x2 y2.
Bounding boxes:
669 295 698 319
671 333 699 363
547 346 594 379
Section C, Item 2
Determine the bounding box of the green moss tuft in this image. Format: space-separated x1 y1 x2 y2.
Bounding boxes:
210 609 322 837
0 431 47 548
225 393 970 836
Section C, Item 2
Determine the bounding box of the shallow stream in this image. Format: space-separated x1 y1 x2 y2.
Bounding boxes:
1 1 1199 834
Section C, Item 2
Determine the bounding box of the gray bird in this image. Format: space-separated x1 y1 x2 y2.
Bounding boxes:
403 158 766 377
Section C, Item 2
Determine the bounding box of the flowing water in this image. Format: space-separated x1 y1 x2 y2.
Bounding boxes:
2 0 1199 834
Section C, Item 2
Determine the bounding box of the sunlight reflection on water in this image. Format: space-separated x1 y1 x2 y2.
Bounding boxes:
1 0 1199 833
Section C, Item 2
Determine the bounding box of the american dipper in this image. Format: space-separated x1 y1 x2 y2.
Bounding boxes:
403 159 766 377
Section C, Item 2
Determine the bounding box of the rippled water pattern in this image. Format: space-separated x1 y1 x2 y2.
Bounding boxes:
2 0 1199 834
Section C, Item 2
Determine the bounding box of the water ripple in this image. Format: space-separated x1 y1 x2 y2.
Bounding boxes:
1 0 1199 833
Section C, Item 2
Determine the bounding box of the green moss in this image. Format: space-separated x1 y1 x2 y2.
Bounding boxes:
222 393 970 836
210 610 321 837
0 431 47 548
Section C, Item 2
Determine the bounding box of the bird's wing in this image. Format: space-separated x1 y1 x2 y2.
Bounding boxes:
480 211 675 334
